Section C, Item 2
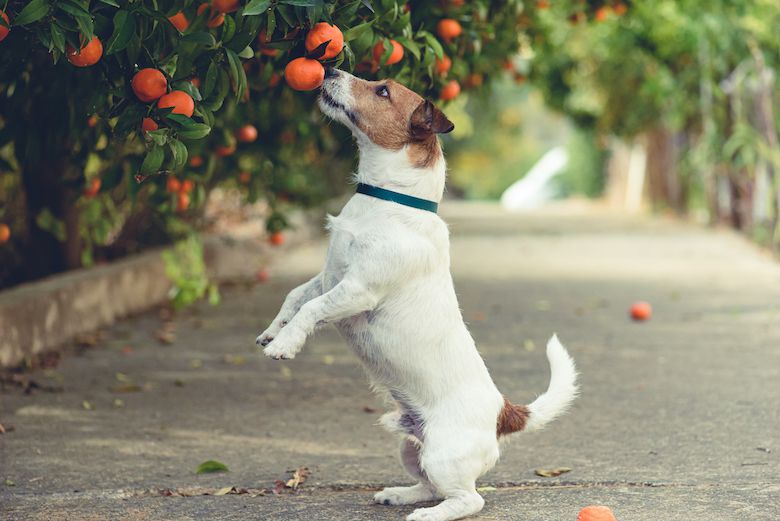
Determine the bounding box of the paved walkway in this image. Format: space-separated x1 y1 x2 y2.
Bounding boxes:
2 202 779 520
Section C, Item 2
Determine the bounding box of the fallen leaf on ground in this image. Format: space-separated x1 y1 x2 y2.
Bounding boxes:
82 400 95 410
213 486 234 496
0 423 5 434
196 460 229 474
535 467 571 478
113 399 125 408
115 372 132 383
280 366 292 380
121 346 134 355
322 355 335 365
476 486 496 493
174 379 185 387
523 339 536 352
362 406 378 413
285 467 311 490
75 332 101 347
111 384 142 393
190 359 203 369
223 354 246 366
471 311 486 322
5 479 15 487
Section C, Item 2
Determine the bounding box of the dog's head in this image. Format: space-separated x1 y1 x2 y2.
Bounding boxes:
318 68 454 169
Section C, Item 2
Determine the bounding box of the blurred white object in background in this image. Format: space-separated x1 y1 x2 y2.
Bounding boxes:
500 146 569 211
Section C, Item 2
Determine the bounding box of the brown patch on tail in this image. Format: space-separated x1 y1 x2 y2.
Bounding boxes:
496 397 530 437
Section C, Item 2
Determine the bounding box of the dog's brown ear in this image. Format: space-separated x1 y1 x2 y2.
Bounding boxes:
410 100 455 140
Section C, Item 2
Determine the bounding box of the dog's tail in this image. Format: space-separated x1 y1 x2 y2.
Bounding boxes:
497 334 578 436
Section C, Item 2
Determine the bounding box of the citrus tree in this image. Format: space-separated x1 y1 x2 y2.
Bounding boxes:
0 0 525 289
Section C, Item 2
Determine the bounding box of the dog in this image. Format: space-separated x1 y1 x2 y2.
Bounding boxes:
256 68 578 521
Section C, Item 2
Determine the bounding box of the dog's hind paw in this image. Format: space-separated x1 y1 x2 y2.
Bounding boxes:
374 484 438 506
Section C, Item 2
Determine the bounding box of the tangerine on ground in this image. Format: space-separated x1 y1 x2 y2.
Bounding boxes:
67 36 103 67
305 23 344 60
630 301 652 321
372 40 403 65
166 176 182 193
197 4 224 28
270 231 285 246
141 118 158 132
284 58 325 91
168 12 189 32
440 80 461 101
236 125 258 143
578 505 617 521
436 19 462 42
0 224 10 244
157 91 195 117
132 68 167 102
0 11 10 42
435 55 451 75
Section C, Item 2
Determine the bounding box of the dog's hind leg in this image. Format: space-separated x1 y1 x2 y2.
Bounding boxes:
406 432 498 521
374 439 441 506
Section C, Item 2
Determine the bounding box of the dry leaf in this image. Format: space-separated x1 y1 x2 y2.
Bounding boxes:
523 339 536 352
0 423 5 434
82 400 95 410
535 467 571 478
113 399 125 408
362 406 378 413
214 486 234 496
285 467 311 490
476 486 496 493
190 359 203 369
322 355 335 365
115 372 132 383
279 366 292 380
223 354 246 366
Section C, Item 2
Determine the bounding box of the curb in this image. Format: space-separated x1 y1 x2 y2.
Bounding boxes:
0 209 324 368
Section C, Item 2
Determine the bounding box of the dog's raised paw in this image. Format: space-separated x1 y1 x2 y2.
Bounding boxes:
374 485 438 506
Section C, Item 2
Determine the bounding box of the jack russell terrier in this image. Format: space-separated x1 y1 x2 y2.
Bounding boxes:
256 68 578 521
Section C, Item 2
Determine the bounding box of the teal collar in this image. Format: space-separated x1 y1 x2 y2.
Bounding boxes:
356 183 438 214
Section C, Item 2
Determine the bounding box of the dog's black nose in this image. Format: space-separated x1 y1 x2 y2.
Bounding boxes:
324 66 339 79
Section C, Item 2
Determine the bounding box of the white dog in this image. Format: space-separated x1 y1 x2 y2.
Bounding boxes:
257 69 578 521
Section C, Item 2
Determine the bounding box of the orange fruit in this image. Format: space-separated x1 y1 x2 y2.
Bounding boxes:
630 302 652 322
436 19 462 43
269 231 285 246
213 0 240 13
189 155 204 167
67 36 103 67
464 73 483 88
166 176 182 193
176 192 190 212
373 39 404 66
536 0 549 9
141 117 159 132
284 57 325 91
239 171 251 184
594 6 611 22
236 124 258 143
197 3 225 28
0 11 10 42
132 68 168 102
190 77 201 88
87 115 99 128
215 144 236 157
84 178 101 198
157 90 195 117
180 179 195 193
578 505 616 521
614 3 628 16
255 268 270 282
168 12 189 32
305 22 344 60
0 223 10 244
440 80 460 101
435 55 451 75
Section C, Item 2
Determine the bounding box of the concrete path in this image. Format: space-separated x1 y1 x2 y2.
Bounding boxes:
2 202 779 520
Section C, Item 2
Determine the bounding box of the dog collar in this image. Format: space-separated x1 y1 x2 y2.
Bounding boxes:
356 183 438 214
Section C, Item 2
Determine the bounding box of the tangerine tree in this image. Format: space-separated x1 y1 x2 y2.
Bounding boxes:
0 0 525 288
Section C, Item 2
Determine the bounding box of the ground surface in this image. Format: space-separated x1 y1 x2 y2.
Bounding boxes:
2 201 779 521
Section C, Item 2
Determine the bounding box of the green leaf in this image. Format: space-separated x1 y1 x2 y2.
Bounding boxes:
421 31 444 60
203 62 219 99
196 460 229 474
222 14 236 43
238 46 254 59
50 24 66 54
140 146 165 175
343 21 373 42
58 0 91 17
14 0 50 25
169 139 188 169
224 48 246 101
279 0 322 6
177 123 211 140
180 32 217 47
99 0 121 6
147 129 169 147
394 36 420 61
105 11 136 55
243 0 271 16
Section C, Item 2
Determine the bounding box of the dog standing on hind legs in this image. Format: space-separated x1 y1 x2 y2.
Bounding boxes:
256 68 579 521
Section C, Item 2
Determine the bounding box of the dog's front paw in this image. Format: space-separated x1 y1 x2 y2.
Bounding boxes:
261 326 305 360
374 485 438 506
255 320 288 347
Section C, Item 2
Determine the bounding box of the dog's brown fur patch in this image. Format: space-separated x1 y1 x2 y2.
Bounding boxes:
496 397 529 437
348 77 450 169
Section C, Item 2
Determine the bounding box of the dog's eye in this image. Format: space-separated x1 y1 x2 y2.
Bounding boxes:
376 85 389 98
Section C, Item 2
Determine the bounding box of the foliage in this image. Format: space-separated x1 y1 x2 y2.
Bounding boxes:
161 234 219 309
0 0 526 290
